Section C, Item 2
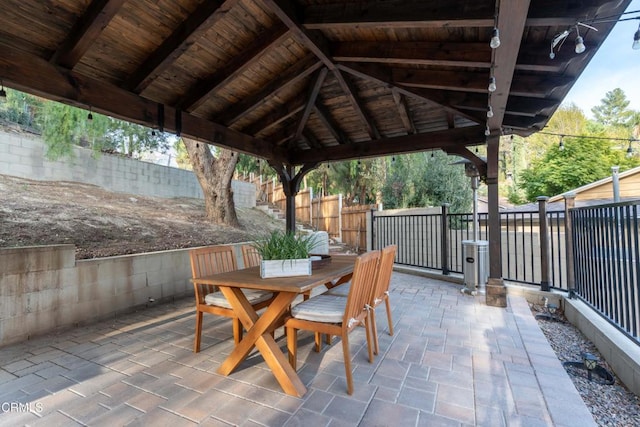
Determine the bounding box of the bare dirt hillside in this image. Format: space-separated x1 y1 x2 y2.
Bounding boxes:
0 174 285 259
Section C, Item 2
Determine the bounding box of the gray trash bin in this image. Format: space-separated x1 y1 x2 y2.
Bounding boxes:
462 240 488 295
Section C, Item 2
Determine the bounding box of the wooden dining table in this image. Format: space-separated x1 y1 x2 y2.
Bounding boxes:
196 254 357 397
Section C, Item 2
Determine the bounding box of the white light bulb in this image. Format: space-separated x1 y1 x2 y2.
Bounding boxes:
575 36 586 54
487 106 494 118
488 77 497 92
490 28 500 49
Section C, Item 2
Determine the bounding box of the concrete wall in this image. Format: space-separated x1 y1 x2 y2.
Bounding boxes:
0 129 255 208
0 243 250 347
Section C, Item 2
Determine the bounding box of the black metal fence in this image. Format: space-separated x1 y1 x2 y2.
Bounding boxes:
371 205 569 289
571 201 640 344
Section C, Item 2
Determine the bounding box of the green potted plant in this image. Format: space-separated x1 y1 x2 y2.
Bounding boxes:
252 230 319 278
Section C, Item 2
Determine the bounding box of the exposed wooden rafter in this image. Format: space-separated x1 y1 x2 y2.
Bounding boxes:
391 89 416 135
50 0 126 68
303 1 495 29
291 125 487 164
294 68 328 139
313 103 350 145
216 54 322 125
262 0 380 141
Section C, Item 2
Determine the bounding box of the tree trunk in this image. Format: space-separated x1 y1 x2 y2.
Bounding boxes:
182 137 240 227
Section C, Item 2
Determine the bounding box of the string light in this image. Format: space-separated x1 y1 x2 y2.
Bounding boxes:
87 106 93 121
627 140 634 158
0 79 6 102
485 125 491 136
549 11 640 58
559 135 565 151
488 76 497 92
487 105 494 118
490 28 500 48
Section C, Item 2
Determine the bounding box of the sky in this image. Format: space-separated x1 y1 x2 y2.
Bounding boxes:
562 0 640 117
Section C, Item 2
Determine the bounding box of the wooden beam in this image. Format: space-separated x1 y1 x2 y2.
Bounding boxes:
290 125 486 164
124 0 240 93
179 25 291 112
337 62 480 124
332 41 491 68
488 0 532 132
441 146 487 178
303 0 494 29
1 41 279 161
333 70 380 139
391 89 416 134
263 0 380 141
295 68 328 139
452 93 559 116
216 54 322 125
526 0 618 26
50 0 126 68
393 68 571 97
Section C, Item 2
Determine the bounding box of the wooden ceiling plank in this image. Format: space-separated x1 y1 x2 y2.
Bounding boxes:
125 0 241 93
391 88 416 135
488 0 532 132
1 41 278 161
50 0 127 69
303 0 494 29
180 25 290 112
332 41 491 68
290 125 487 164
295 67 328 139
242 98 306 136
216 54 322 125
313 103 350 145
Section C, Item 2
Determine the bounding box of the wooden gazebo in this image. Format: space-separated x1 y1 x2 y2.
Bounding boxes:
0 0 631 304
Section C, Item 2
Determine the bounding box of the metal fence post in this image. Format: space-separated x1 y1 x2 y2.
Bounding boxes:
441 203 450 275
537 196 551 291
563 192 576 298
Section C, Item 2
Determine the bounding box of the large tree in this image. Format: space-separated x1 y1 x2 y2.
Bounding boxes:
519 135 639 201
181 138 240 226
591 88 634 128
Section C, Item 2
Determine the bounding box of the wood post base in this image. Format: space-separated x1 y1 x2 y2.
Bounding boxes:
486 278 507 307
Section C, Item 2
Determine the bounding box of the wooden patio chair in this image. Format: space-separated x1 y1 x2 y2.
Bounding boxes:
190 245 274 353
285 250 380 395
369 244 397 355
241 244 261 268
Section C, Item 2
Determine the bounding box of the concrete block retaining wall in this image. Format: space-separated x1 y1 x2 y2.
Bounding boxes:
0 243 250 347
0 130 255 207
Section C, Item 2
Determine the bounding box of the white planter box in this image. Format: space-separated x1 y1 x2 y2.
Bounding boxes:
260 258 311 278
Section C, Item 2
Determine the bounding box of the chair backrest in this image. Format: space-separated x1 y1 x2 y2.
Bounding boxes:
190 245 238 280
343 250 380 327
372 245 397 304
241 244 262 268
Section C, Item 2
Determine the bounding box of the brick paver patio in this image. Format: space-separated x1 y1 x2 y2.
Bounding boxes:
0 271 594 426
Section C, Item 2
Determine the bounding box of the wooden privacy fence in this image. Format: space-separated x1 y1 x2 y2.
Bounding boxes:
239 174 376 250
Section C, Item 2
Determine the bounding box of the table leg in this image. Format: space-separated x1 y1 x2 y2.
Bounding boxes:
217 288 307 397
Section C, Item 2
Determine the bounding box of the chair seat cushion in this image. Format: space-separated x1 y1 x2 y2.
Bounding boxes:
205 289 272 309
325 282 351 297
291 295 346 323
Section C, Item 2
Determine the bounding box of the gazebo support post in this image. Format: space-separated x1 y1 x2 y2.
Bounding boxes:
485 135 507 307
269 161 319 233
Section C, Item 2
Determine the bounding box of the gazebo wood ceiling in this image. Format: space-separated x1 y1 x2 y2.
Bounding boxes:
0 0 631 168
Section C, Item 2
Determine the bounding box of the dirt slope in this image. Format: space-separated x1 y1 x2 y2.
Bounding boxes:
0 174 284 259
